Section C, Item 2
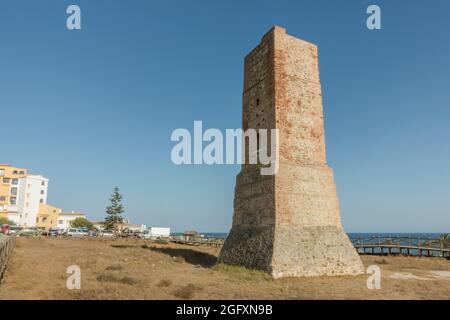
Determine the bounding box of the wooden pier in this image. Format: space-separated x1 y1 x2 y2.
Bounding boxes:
351 236 450 257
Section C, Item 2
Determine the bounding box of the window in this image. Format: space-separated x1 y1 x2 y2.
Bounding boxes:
0 196 6 202
40 190 45 195
3 177 10 184
10 187 17 196
26 202 29 208
40 199 44 204
12 170 18 175
42 217 47 223
256 98 260 106
41 181 46 186
0 169 4 176
12 178 18 185
256 132 260 148
10 197 17 205
19 171 25 175
59 220 63 225
26 193 30 198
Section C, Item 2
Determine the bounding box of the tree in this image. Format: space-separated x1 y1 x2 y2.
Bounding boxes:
104 186 124 230
0 217 15 225
70 217 94 230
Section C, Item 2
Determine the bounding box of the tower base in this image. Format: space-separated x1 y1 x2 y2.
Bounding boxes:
218 225 364 278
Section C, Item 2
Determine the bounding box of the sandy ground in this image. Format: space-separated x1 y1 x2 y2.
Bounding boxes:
0 237 449 300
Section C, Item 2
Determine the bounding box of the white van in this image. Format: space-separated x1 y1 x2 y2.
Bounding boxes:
66 228 85 237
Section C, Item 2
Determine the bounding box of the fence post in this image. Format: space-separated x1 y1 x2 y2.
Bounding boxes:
418 237 421 256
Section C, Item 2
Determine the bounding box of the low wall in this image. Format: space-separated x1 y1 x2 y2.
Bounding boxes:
0 235 15 281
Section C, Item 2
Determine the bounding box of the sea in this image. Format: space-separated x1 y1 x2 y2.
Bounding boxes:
170 232 447 257
172 232 445 240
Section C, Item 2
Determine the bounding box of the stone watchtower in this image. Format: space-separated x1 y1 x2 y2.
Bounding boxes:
218 26 364 278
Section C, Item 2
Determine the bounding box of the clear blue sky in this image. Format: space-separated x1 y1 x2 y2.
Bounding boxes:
1 0 449 233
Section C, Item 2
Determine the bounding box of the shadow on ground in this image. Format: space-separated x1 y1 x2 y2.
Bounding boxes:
147 246 217 268
111 244 136 249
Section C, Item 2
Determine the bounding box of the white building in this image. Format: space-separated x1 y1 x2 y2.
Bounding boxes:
148 227 170 238
57 212 86 230
8 175 48 227
92 220 146 232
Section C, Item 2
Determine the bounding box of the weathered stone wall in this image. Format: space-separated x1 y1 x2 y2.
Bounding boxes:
219 26 364 278
274 28 326 166
219 28 278 272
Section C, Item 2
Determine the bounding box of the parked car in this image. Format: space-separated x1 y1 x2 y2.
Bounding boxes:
9 225 23 235
139 229 152 239
48 228 60 237
17 228 40 237
78 227 89 236
133 231 143 238
66 228 85 237
88 230 98 237
118 230 132 238
99 230 115 238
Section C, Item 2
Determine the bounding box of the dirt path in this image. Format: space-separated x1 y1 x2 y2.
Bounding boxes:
0 237 449 299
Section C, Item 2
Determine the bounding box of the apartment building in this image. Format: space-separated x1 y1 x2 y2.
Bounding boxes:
1 164 93 230
16 174 49 226
0 164 58 228
0 164 28 221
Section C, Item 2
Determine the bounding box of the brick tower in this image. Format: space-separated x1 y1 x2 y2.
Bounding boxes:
218 26 364 278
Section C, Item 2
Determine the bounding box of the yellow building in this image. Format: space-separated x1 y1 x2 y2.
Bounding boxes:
36 203 62 230
0 164 28 220
0 164 65 228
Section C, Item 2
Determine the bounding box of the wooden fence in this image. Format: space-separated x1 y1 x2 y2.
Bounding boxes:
0 236 15 282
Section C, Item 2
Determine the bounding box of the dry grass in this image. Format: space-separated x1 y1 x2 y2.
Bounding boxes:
97 274 138 285
174 283 202 299
156 279 172 287
0 237 449 300
374 258 389 265
105 265 123 271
